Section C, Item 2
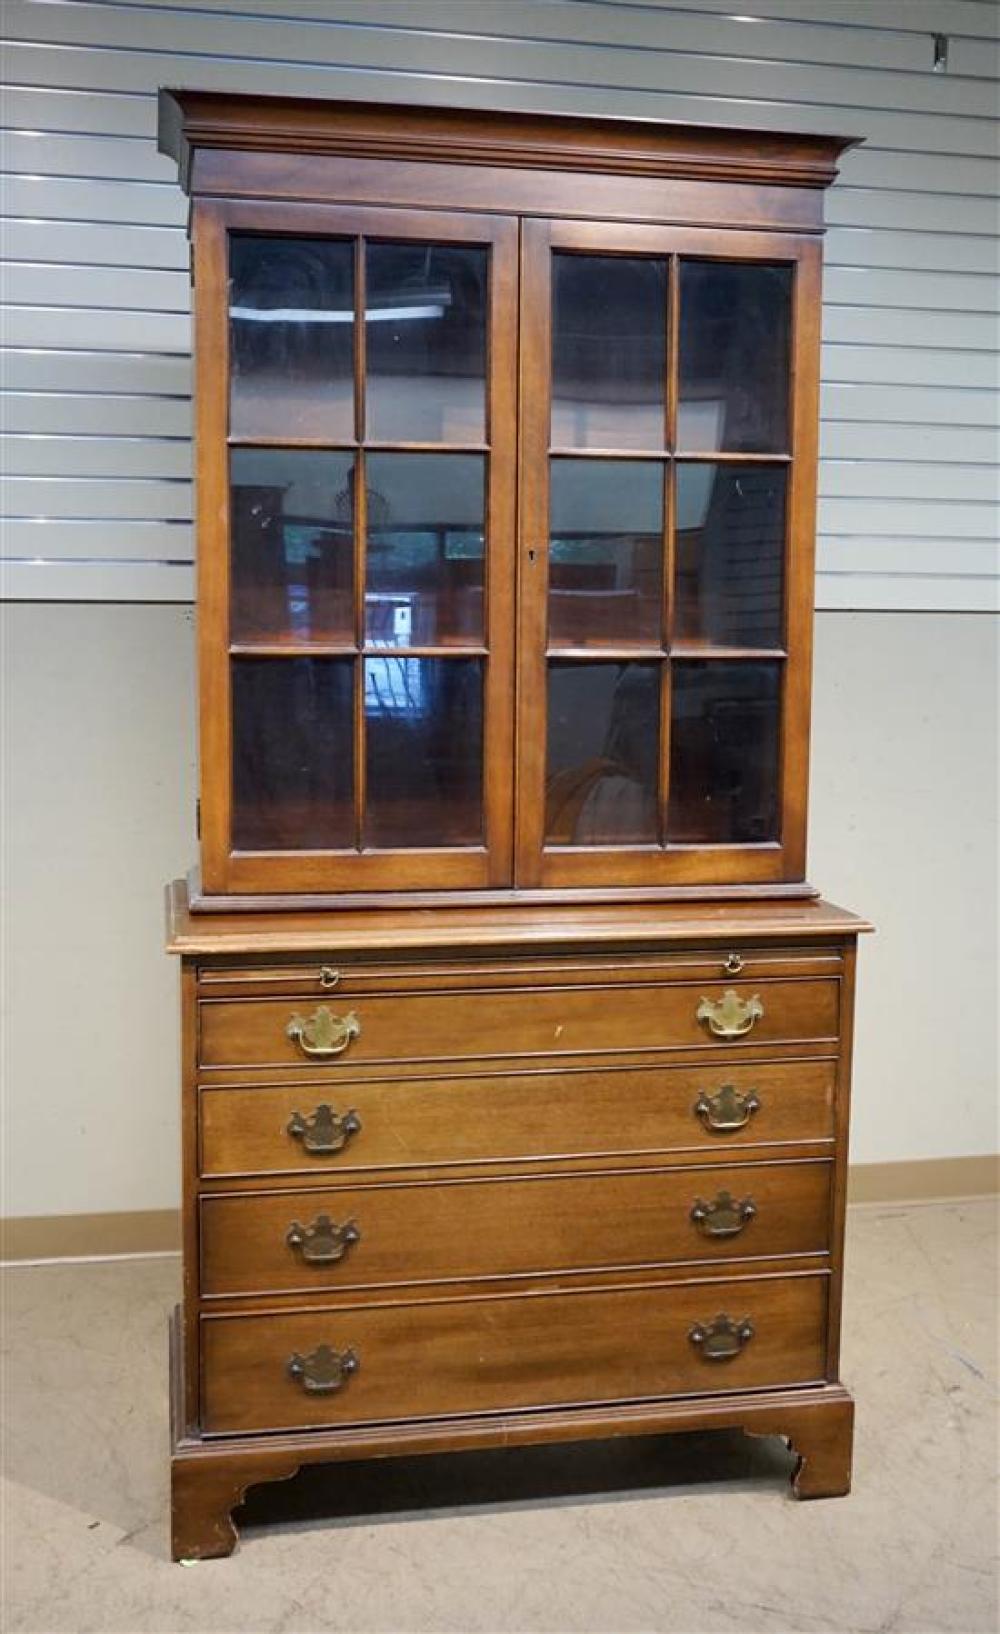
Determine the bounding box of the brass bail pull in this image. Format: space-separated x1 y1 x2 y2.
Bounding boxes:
287 1005 361 1058
287 1104 361 1155
696 989 764 1039
694 1084 761 1133
690 1190 757 1238
286 1214 361 1265
689 1314 755 1360
287 1344 359 1395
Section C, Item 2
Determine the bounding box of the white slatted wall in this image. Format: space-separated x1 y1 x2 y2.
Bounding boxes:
2 0 998 610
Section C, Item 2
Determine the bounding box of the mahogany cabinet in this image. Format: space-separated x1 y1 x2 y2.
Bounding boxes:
159 91 868 1560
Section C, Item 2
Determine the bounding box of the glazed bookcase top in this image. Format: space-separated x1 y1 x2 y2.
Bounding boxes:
159 91 859 906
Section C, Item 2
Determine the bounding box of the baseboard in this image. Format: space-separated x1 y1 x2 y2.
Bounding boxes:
1 1209 181 1262
2 1156 997 1263
846 1154 1000 1205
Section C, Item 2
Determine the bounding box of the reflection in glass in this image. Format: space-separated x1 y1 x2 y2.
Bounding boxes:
548 460 663 648
366 243 486 443
551 254 667 449
232 658 354 850
365 454 484 647
230 449 354 646
365 658 483 847
546 662 659 845
229 236 354 440
677 261 792 453
675 465 785 649
667 661 780 843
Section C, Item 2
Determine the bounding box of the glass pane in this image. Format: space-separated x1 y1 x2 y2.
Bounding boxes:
230 449 354 646
232 658 354 850
365 658 483 847
546 662 659 845
229 236 354 441
674 464 785 649
548 460 663 648
551 254 667 450
667 661 780 843
366 243 486 443
365 454 484 647
677 261 792 453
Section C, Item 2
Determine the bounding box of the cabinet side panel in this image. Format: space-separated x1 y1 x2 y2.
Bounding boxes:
826 938 857 1379
181 959 202 1431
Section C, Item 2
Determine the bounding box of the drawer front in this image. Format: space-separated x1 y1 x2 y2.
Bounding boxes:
197 947 843 1000
198 979 839 1071
199 1061 836 1179
201 1272 828 1434
200 1160 831 1297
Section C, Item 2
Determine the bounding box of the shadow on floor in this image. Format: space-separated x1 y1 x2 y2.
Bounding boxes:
236 1427 796 1540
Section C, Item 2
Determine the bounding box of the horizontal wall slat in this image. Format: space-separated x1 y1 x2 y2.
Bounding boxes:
1 348 192 394
1 262 189 312
134 0 943 74
3 40 995 159
1 392 192 436
827 190 999 236
821 345 999 392
1 219 188 272
8 3 998 123
4 434 192 479
820 383 1000 428
819 462 997 503
1 517 193 561
0 558 194 600
820 424 998 464
3 308 190 352
3 476 192 520
814 574 999 613
647 0 1000 40
817 499 998 539
822 307 998 351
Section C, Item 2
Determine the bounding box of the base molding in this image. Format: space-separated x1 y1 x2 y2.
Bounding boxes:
169 1308 854 1561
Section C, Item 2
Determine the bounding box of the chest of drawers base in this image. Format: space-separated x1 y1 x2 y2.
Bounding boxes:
166 887 866 1560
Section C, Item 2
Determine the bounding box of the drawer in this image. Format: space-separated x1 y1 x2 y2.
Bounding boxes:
197 978 840 1072
197 946 843 999
200 1271 828 1434
199 1060 836 1179
199 1160 832 1297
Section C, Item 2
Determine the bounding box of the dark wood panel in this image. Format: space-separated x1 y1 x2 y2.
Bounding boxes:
200 1159 832 1297
199 1058 837 1179
200 1271 828 1434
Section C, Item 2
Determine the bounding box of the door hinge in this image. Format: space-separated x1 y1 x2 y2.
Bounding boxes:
189 240 196 287
195 798 201 839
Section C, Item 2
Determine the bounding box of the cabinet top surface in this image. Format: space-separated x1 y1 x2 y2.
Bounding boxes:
158 88 860 194
165 878 870 956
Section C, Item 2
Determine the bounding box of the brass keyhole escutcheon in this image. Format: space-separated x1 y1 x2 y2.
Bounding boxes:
723 951 745 975
318 966 340 990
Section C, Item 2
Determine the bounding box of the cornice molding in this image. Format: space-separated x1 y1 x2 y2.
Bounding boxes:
158 90 861 195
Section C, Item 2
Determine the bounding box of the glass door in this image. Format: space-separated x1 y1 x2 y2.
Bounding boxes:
193 203 517 894
516 219 819 889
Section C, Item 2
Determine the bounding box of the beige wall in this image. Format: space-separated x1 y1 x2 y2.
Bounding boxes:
2 602 996 1220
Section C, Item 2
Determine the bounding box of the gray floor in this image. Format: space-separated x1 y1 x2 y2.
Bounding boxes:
2 1199 997 1634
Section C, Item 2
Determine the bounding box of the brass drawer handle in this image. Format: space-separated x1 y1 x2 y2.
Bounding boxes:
696 989 764 1038
694 1084 761 1133
286 1214 360 1265
690 1190 756 1238
287 1343 359 1395
287 1104 361 1155
689 1314 755 1360
287 1005 361 1058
